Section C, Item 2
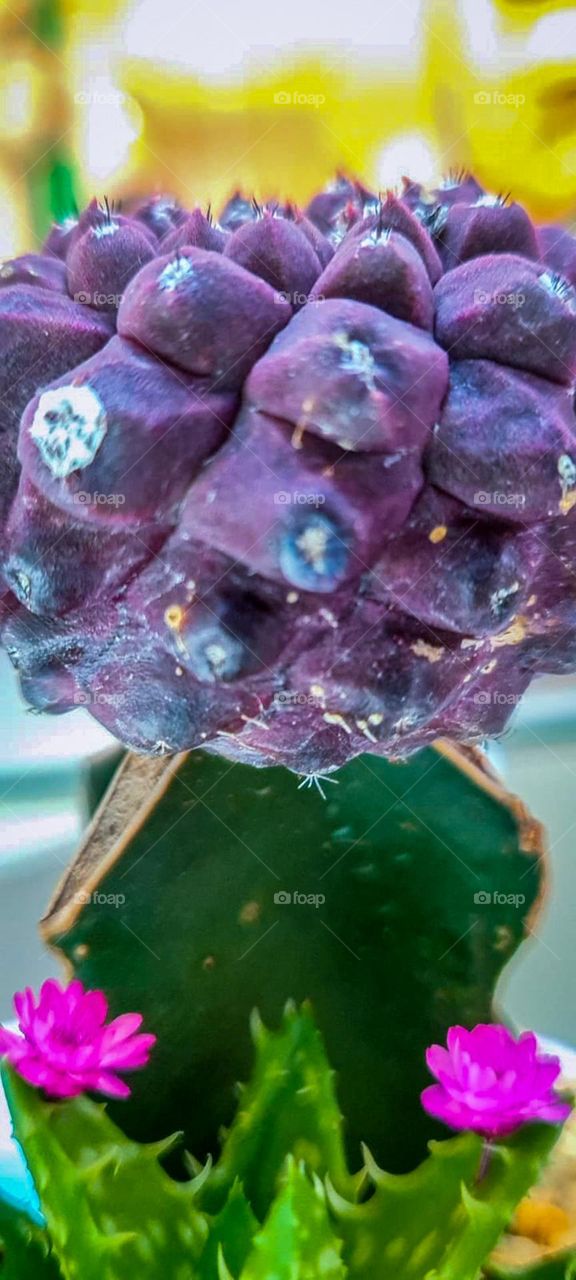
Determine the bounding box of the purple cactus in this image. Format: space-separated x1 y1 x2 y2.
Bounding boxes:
160 207 228 255
66 214 156 313
310 226 435 329
244 297 448 451
0 179 575 771
434 198 540 272
224 208 322 304
117 246 291 387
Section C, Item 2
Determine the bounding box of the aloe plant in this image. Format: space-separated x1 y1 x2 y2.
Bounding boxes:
0 1193 59 1279
0 1003 567 1280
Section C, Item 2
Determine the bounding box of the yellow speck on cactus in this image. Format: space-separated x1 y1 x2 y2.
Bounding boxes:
429 524 448 543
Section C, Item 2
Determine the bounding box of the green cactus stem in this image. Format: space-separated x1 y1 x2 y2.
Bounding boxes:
43 743 544 1174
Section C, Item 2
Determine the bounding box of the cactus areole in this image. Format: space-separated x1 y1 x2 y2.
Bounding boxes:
2 175 576 772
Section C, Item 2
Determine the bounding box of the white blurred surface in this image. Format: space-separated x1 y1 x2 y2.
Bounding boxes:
496 697 576 1046
123 0 428 77
0 653 114 773
0 655 116 1016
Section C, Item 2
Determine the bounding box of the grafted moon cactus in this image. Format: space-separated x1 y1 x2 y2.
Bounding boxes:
1 175 576 772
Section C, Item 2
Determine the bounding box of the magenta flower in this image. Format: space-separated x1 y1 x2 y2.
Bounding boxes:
0 979 156 1100
422 1024 571 1140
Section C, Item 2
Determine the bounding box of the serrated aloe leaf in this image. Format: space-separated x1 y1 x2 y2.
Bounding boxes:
0 1194 60 1279
240 1159 346 1280
438 1126 561 1280
197 1183 257 1280
44 743 544 1174
1 1063 208 1280
202 1003 354 1218
332 1123 559 1280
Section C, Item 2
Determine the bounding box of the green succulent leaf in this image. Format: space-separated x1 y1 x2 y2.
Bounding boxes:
331 1124 560 1280
0 1003 566 1280
196 1183 257 1280
0 1194 60 1278
202 1002 355 1218
239 1159 346 1280
45 744 543 1176
1 1063 208 1280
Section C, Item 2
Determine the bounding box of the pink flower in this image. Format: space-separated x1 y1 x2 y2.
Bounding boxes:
0 979 156 1100
421 1024 572 1140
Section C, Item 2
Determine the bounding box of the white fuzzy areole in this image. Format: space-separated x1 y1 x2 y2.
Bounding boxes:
29 385 107 479
158 258 194 292
333 332 377 389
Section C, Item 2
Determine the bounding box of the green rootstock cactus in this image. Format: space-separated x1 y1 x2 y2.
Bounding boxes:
42 742 543 1173
0 1007 568 1280
0 729 567 1278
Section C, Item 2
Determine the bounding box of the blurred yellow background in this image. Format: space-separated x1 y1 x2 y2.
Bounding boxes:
0 0 576 253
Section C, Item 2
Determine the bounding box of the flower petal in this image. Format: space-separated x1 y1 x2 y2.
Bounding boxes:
87 1071 132 1100
423 1023 571 1141
73 989 109 1038
2 980 154 1102
0 1027 27 1062
100 1032 157 1070
13 988 36 1033
98 1013 143 1048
